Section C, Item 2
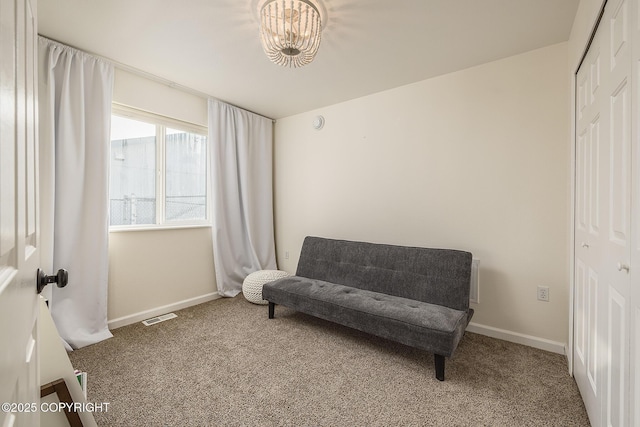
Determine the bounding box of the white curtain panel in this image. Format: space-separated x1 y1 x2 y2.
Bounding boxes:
39 38 113 349
208 99 276 297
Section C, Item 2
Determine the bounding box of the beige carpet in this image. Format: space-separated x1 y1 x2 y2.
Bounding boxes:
69 296 590 426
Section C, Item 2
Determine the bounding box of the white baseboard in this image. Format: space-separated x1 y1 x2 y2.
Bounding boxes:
467 322 567 355
108 292 221 330
107 296 567 356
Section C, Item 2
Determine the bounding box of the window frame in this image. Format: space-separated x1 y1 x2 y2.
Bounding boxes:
109 104 210 231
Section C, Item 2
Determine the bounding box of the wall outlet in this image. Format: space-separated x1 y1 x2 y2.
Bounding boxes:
537 286 550 302
285 251 289 260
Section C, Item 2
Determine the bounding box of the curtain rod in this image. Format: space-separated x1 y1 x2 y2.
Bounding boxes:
38 34 275 122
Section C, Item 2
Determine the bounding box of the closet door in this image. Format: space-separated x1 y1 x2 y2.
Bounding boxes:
605 0 635 426
630 0 640 425
574 11 609 424
574 0 633 425
605 2 632 427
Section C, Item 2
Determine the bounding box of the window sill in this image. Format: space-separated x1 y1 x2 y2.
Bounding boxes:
109 223 211 233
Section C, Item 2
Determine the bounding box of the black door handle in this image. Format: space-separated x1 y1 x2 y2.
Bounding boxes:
37 269 69 294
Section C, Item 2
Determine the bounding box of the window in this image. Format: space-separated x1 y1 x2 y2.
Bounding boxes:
109 107 208 228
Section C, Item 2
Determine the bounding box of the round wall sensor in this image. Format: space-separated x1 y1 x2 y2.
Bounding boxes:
312 115 325 130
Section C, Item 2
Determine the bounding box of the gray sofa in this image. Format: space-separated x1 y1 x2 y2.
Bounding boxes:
262 236 474 381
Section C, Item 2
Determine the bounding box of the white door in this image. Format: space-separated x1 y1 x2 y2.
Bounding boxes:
574 11 609 423
0 0 41 426
604 2 632 426
574 0 633 426
629 0 640 425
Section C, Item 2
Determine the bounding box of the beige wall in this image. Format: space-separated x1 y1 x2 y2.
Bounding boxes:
42 17 589 342
113 68 207 126
108 70 217 326
108 227 216 322
274 43 571 344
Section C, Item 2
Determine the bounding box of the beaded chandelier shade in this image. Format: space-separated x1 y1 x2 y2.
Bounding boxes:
259 0 323 68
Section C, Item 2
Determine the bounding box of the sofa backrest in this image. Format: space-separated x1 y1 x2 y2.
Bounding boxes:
296 236 472 312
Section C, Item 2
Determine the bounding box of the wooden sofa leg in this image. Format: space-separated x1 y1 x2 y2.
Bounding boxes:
434 354 445 381
268 302 275 319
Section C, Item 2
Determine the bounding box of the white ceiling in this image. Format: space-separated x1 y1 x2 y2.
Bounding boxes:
38 0 580 119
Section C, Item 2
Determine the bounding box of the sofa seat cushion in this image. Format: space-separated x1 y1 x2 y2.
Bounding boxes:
262 276 469 358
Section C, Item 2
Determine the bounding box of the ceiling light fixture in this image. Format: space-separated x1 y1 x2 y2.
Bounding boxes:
259 0 323 68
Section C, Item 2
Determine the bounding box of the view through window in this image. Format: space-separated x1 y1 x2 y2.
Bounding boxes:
109 112 207 227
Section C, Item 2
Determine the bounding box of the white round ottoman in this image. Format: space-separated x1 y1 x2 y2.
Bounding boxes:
242 270 291 305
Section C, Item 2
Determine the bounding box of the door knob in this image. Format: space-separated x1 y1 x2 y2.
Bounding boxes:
616 263 630 273
581 242 590 248
36 269 69 294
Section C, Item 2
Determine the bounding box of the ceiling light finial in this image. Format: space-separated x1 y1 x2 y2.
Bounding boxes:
259 0 323 68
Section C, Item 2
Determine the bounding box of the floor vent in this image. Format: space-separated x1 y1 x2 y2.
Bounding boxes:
142 313 177 326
